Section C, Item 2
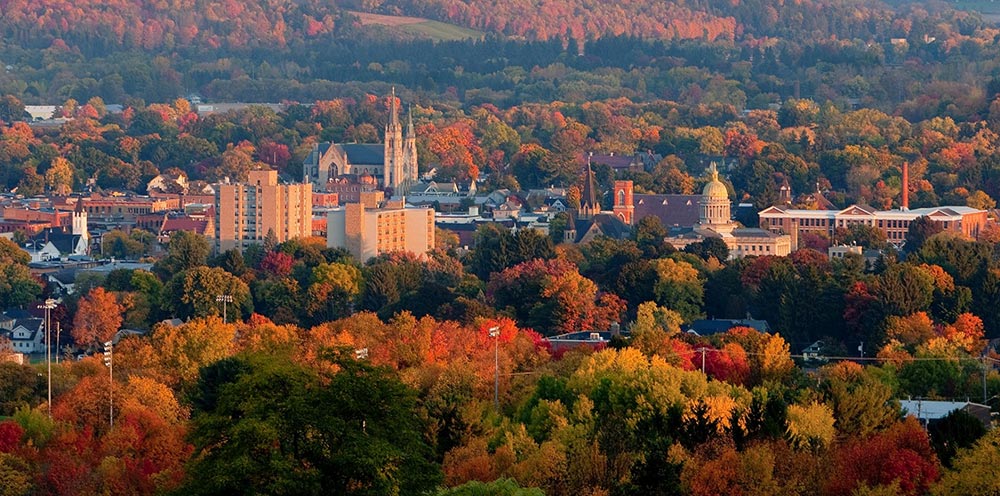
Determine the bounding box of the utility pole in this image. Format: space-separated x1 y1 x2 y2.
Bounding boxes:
37 298 56 419
984 356 989 404
216 294 233 323
103 340 113 428
489 326 501 409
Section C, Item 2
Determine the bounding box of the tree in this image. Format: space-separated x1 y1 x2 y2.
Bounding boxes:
154 231 210 279
149 317 235 387
652 258 704 322
488 258 621 335
436 479 544 496
0 259 41 309
928 409 987 468
72 288 124 350
44 157 74 195
181 350 441 495
0 95 25 124
904 216 943 254
825 417 941 496
0 238 29 265
932 428 1000 495
166 267 251 320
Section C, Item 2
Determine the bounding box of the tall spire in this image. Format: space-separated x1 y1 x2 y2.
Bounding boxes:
390 87 399 129
406 105 414 138
581 153 599 217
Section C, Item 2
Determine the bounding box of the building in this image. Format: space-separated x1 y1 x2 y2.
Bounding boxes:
214 170 312 252
327 201 434 262
662 164 792 258
303 89 418 194
758 204 988 248
683 318 772 336
8 318 44 354
563 164 632 244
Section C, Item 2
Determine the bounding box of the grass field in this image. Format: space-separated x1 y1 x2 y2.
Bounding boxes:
349 11 484 41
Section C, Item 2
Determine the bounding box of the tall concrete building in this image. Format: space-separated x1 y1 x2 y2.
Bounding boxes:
327 201 434 262
215 170 312 252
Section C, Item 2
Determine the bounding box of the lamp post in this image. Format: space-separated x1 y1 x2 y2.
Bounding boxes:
37 298 56 419
103 340 113 428
488 326 500 410
216 294 233 323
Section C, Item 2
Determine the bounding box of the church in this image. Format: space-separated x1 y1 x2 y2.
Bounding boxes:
302 89 418 194
662 163 792 258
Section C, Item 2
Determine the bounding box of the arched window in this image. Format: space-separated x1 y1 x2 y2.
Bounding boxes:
618 189 625 205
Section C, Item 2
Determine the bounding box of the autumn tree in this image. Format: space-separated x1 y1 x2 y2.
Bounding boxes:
72 288 125 350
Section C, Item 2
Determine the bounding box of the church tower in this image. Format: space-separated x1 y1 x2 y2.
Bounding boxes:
71 198 89 253
579 159 600 220
612 180 634 225
404 107 418 183
383 88 404 191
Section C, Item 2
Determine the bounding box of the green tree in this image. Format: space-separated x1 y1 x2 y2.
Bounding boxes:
166 266 251 320
0 259 41 309
652 258 704 322
154 230 210 279
182 350 441 495
932 428 1000 495
436 479 544 496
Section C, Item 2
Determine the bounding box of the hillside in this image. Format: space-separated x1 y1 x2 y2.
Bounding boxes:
349 10 484 41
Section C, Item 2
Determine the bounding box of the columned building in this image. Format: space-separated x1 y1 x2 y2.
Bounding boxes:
758 204 988 248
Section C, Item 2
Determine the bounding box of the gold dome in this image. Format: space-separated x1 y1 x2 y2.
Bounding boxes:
702 163 729 200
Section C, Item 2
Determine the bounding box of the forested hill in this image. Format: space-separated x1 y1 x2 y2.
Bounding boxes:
347 0 983 42
0 0 987 52
0 0 352 52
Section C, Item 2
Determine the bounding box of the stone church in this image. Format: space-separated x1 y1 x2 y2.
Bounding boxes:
302 89 418 194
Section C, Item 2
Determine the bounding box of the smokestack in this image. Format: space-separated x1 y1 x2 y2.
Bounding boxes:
902 162 909 211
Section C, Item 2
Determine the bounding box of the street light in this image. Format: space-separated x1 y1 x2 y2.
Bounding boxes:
488 326 500 410
103 340 113 428
216 294 233 323
37 298 56 419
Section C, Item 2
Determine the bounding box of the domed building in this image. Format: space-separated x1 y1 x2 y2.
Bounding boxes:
665 163 792 259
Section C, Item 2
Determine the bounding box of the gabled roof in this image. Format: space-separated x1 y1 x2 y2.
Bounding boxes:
634 194 701 227
339 144 384 165
684 318 772 336
836 204 878 216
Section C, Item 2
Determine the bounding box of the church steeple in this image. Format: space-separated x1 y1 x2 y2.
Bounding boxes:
580 154 600 219
384 88 404 190
406 105 414 138
389 87 400 130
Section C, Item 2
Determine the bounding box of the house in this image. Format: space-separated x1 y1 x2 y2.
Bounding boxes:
146 172 189 194
802 341 828 363
684 318 772 336
546 324 625 354
898 400 992 427
8 318 44 354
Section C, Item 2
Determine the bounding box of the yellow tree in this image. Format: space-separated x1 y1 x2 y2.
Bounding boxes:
45 157 74 195
150 317 235 387
72 287 124 350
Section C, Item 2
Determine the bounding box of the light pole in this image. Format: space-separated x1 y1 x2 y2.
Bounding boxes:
216 294 233 323
489 326 500 410
37 298 56 418
103 340 113 428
